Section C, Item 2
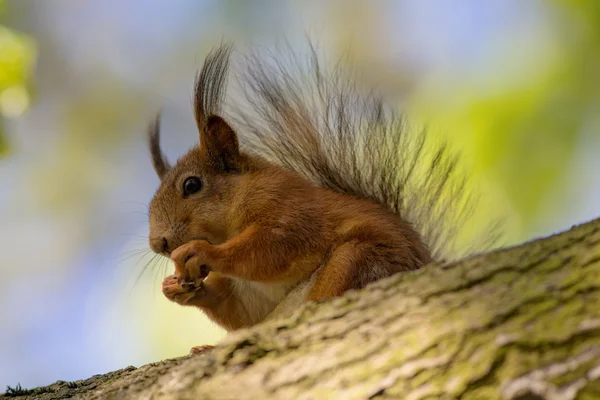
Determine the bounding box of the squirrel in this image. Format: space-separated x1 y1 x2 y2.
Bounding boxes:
147 43 497 351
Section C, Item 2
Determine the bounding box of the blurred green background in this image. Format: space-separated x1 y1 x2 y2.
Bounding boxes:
0 0 598 390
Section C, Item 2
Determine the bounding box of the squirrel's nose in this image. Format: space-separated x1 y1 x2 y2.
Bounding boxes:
149 236 170 255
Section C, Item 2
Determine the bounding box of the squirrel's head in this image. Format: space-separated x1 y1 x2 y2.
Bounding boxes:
147 114 253 255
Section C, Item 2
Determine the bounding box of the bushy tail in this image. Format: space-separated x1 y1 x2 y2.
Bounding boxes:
209 43 500 261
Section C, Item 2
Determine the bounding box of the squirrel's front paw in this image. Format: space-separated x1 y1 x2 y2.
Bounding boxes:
171 240 212 286
162 274 202 305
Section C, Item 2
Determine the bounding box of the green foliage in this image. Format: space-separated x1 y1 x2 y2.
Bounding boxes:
0 1 36 156
407 1 600 240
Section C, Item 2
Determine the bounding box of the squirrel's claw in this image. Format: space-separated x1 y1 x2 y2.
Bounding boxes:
162 274 201 305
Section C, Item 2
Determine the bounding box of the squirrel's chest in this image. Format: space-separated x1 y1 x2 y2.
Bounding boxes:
230 279 295 324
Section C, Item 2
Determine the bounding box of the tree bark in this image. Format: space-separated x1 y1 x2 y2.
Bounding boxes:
3 218 600 400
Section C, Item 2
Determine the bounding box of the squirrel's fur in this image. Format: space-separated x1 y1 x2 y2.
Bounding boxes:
147 43 497 337
232 44 496 261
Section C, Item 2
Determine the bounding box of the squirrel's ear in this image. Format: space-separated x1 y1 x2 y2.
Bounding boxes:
148 113 172 180
200 115 241 173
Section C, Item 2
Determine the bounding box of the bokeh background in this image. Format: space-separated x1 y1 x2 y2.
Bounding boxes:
1 0 599 390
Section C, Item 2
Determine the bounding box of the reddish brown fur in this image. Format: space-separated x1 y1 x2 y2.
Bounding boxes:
150 116 431 331
148 45 435 338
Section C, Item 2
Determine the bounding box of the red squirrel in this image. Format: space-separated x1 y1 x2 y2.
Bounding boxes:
147 44 496 352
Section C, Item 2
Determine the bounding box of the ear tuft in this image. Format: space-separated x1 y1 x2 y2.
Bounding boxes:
200 115 241 173
148 113 172 180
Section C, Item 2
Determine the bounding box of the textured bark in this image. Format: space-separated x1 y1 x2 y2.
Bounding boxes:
3 218 600 400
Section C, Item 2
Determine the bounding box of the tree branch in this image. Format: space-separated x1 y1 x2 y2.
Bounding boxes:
3 218 600 400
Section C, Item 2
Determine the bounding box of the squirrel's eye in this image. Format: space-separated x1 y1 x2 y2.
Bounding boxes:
183 177 202 197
